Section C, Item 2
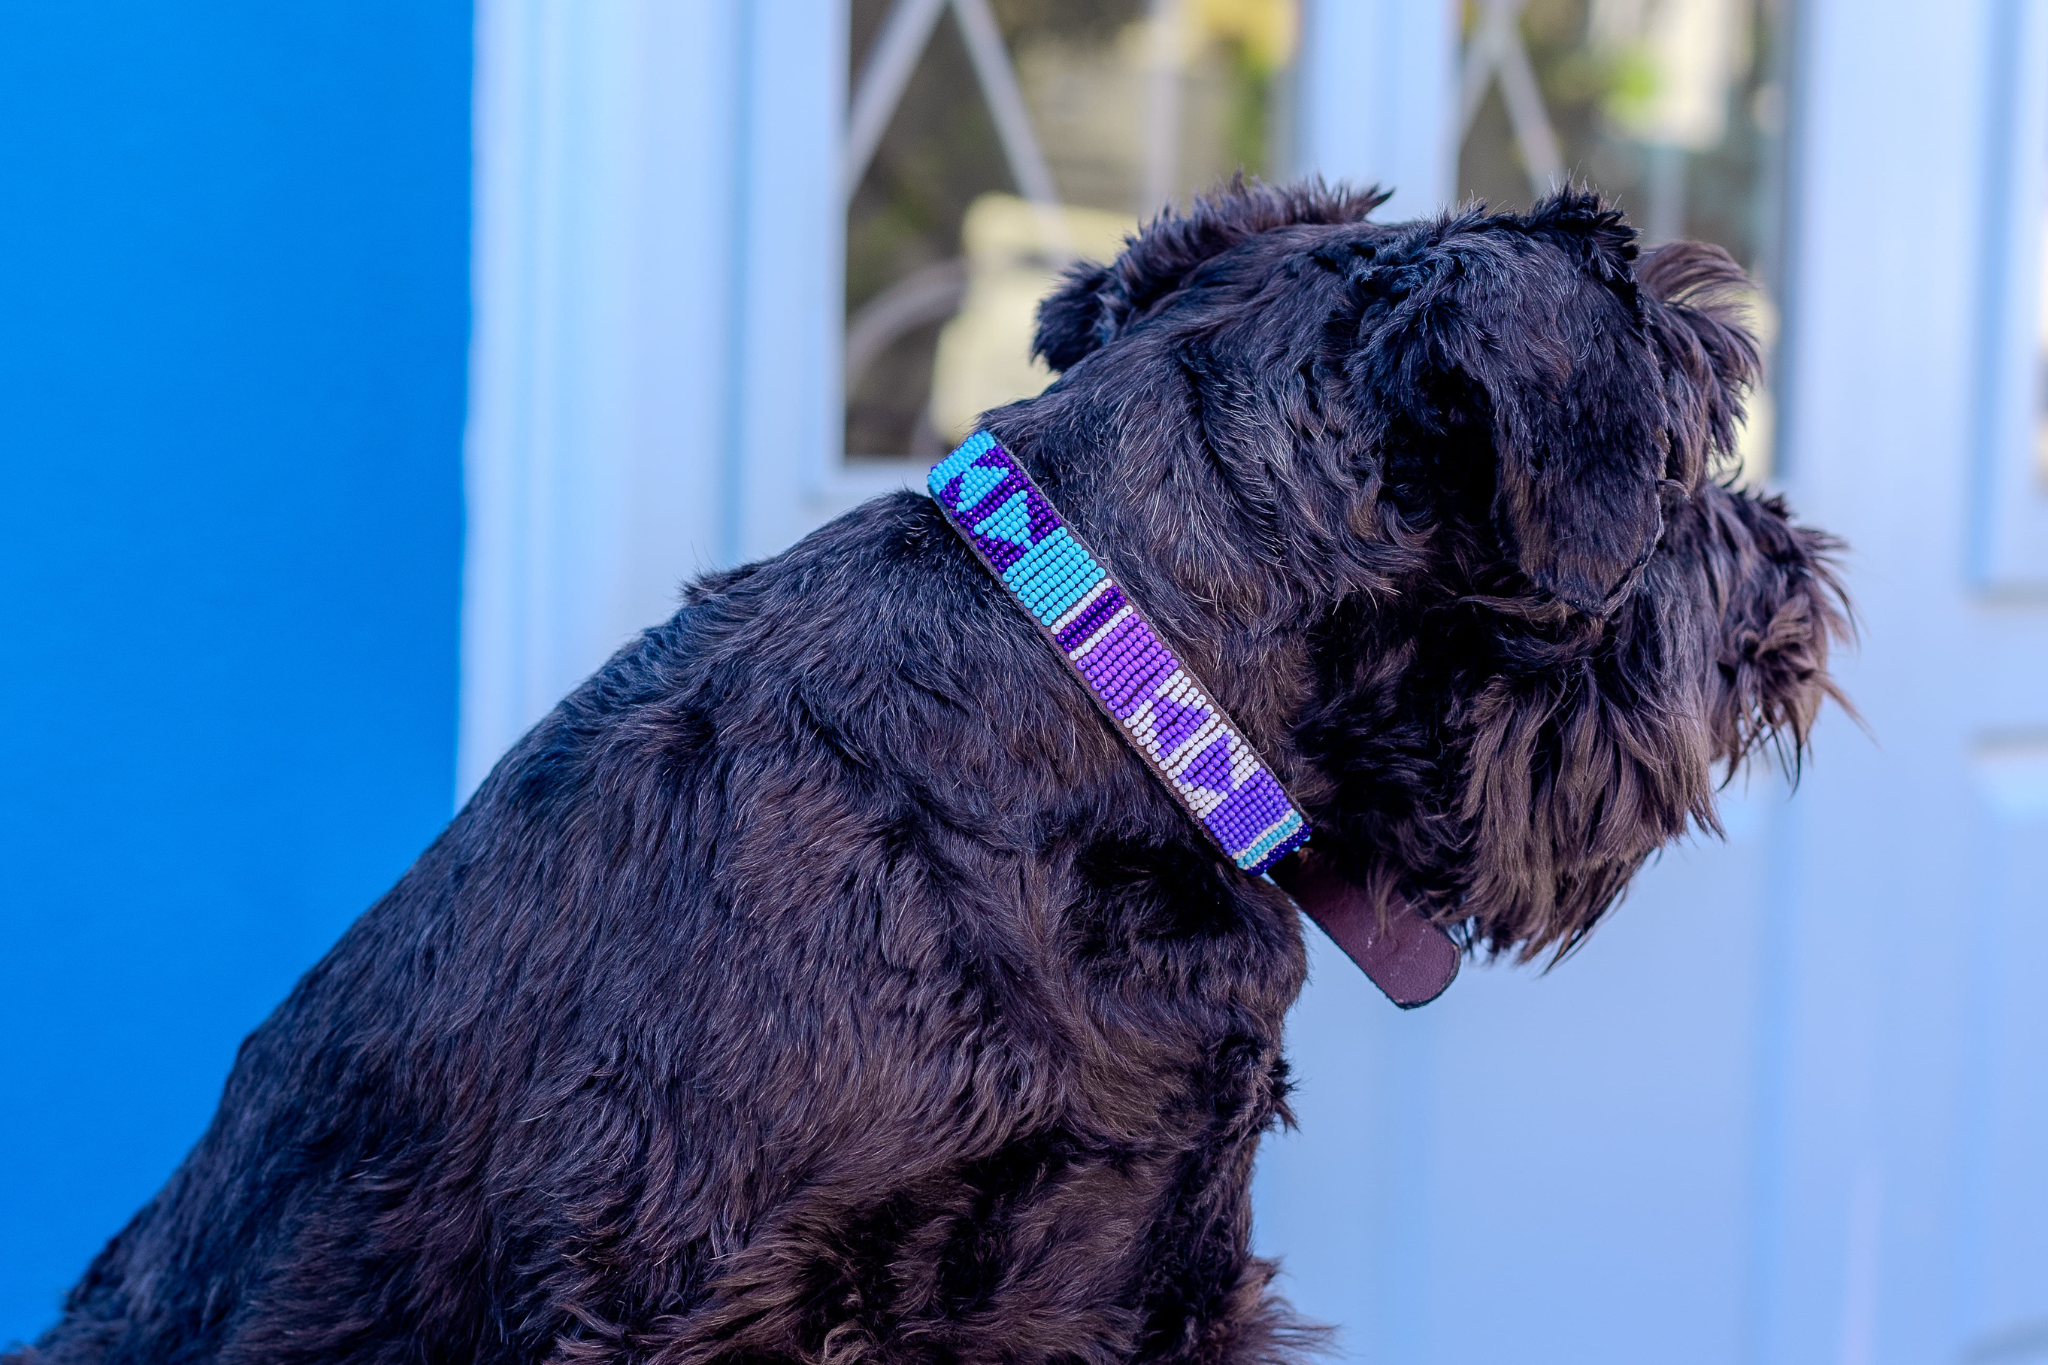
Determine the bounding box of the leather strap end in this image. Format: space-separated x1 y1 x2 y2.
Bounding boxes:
1269 852 1460 1009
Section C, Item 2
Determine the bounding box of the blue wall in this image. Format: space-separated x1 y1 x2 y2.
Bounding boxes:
0 4 471 1344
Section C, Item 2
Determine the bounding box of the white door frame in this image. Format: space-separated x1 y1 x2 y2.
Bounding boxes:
461 0 902 794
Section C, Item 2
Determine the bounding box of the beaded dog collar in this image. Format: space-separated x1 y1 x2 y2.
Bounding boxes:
928 432 1311 877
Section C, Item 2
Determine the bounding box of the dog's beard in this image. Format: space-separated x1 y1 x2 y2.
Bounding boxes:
1691 484 1854 776
1301 479 1847 964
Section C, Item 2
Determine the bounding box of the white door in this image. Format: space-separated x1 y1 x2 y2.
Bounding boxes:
465 4 2048 1361
1257 3 2048 1362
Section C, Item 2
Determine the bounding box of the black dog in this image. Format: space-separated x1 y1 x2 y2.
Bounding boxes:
12 183 1847 1364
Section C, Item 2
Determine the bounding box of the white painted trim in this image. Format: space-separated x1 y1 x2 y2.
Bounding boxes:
460 0 901 798
1974 0 2048 590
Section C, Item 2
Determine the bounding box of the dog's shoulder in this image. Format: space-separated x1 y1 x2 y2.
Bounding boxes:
641 490 1107 785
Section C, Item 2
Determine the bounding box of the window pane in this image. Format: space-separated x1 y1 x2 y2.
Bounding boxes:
1458 0 1791 481
845 0 1299 458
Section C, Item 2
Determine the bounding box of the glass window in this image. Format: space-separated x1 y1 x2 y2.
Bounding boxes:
1457 0 1792 482
844 0 1300 458
847 1 1789 474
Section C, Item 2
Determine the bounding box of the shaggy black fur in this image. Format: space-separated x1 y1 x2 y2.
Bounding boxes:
10 183 1849 1365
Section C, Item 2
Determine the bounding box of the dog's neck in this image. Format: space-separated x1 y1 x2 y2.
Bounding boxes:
936 422 1460 1007
928 431 1312 877
978 403 1342 780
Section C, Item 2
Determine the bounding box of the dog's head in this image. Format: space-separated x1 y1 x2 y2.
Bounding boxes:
1006 180 1850 960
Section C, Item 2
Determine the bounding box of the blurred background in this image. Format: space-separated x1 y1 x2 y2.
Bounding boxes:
2 1 2045 1361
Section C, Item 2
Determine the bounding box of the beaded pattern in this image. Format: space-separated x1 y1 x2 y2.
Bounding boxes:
929 432 1311 876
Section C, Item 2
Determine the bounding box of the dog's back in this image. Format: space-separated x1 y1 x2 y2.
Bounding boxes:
19 491 1309 1365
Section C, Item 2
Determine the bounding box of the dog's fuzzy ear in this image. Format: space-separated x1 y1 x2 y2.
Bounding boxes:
1034 259 1121 373
1353 193 1668 614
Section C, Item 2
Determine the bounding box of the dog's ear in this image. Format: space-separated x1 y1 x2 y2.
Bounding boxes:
1034 259 1121 373
1353 194 1668 614
1034 178 1392 373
